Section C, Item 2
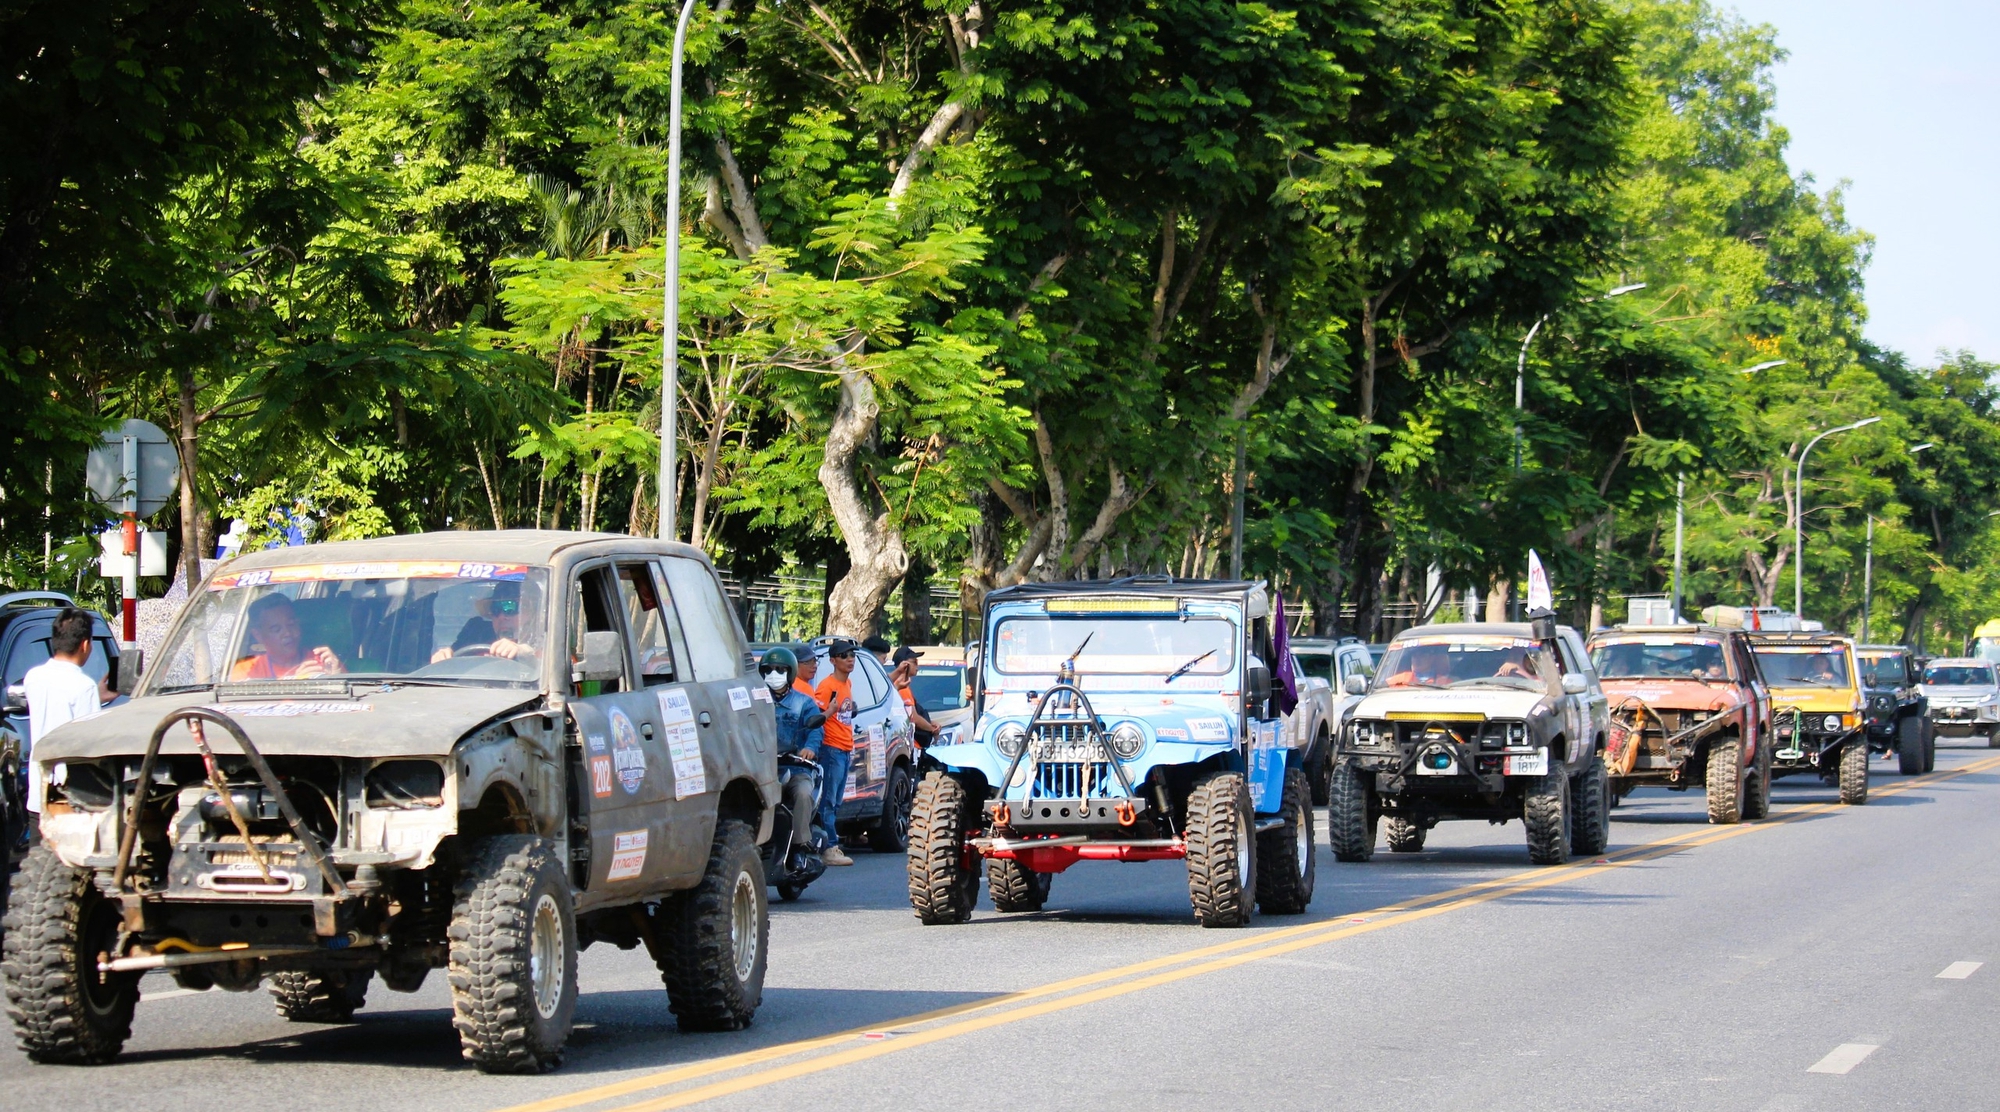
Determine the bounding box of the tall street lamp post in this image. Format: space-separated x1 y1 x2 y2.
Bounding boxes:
1794 416 1881 617
659 0 703 542
1513 283 1646 476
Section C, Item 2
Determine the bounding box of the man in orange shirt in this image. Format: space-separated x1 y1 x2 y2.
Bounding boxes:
891 646 938 746
813 638 860 866
231 594 345 680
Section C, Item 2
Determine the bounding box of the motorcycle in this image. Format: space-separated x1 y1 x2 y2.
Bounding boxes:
765 723 830 901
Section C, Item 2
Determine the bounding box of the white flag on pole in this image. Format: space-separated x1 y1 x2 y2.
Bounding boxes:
1526 549 1554 613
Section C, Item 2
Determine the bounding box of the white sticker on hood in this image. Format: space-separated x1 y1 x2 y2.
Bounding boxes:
202 702 373 717
1187 717 1229 742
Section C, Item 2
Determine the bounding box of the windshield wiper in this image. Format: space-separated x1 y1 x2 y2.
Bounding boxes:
1164 649 1218 684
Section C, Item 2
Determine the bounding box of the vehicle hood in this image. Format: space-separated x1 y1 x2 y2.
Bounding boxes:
1764 686 1859 713
1599 678 1741 712
1351 687 1546 722
33 686 543 762
1921 685 2000 703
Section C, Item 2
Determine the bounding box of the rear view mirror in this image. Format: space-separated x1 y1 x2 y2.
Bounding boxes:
116 649 144 696
1343 673 1368 696
1561 673 1589 695
4 684 24 713
577 631 624 683
1245 660 1273 715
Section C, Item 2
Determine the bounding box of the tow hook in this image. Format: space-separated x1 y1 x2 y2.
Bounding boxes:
1114 800 1137 826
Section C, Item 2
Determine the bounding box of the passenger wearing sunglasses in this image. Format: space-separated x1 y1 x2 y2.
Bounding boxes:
812 637 862 866
431 581 541 663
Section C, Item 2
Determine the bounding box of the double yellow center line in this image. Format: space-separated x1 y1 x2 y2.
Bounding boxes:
499 754 2000 1112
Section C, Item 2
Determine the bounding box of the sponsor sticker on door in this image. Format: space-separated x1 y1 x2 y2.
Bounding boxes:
609 708 646 795
589 756 614 798
607 830 648 881
656 688 708 799
868 721 887 779
728 686 753 711
1187 717 1229 742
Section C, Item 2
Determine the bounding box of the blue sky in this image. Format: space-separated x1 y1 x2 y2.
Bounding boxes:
1725 0 1999 365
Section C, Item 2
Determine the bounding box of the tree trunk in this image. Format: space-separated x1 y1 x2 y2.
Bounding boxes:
176 368 203 590
1485 581 1510 622
821 546 850 637
901 555 933 644
819 355 908 635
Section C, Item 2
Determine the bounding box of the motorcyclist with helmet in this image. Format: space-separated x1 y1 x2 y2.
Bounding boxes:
761 646 826 874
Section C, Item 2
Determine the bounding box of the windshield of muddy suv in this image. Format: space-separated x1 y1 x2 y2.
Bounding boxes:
151 562 552 692
1376 635 1553 692
1857 651 1909 687
1750 644 1852 688
1924 664 1995 687
991 617 1236 679
1590 638 1727 680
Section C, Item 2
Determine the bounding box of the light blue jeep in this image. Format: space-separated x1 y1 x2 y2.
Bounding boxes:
906 577 1316 927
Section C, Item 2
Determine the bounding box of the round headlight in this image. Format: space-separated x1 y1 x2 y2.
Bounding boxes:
995 723 1028 758
1822 715 1842 732
1109 722 1146 759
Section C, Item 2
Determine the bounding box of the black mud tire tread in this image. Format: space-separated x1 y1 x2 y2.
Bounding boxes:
1838 740 1870 804
1572 752 1611 855
986 858 1052 913
270 969 372 1023
1923 719 1936 772
1897 716 1925 775
1706 737 1743 825
907 772 979 925
1255 768 1316 915
869 762 915 853
1308 728 1333 807
1326 759 1377 863
1185 771 1255 928
1523 762 1571 866
657 819 768 1033
1 845 137 1064
1742 742 1773 821
1383 817 1427 853
446 835 576 1074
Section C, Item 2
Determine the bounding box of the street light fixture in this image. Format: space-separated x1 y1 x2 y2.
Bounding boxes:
1739 360 1788 374
1515 282 1647 473
658 0 703 542
1910 442 1935 454
1794 416 1881 617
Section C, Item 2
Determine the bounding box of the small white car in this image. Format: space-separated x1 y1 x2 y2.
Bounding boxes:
1289 637 1374 803
1921 657 2000 745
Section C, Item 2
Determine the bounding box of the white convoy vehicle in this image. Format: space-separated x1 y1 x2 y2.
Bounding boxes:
1921 657 2000 746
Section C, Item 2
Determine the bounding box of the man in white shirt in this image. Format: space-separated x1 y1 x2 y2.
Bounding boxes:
22 607 105 813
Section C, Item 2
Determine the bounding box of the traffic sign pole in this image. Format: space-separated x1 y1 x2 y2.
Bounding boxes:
122 434 139 643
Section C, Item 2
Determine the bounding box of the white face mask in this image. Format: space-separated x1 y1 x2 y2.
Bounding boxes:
763 669 790 693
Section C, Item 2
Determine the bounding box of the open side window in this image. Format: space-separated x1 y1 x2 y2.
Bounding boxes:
569 565 630 696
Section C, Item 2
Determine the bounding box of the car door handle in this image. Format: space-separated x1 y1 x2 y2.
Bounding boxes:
698 711 713 727
642 723 655 740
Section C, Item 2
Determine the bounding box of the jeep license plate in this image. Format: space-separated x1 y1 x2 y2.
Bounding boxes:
1034 743 1103 763
1503 751 1548 776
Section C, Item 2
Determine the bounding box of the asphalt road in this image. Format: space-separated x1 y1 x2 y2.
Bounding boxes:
6 742 1998 1112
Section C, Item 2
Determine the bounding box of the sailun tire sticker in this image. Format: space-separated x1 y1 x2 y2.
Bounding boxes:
657 689 707 798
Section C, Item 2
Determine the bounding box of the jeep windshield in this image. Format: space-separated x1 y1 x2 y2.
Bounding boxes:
1376 635 1552 692
1857 650 1907 687
150 561 552 693
1925 663 1996 687
1591 637 1727 680
1750 644 1852 687
991 616 1236 684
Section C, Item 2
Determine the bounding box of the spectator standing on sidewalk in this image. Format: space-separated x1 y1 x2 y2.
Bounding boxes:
891 646 939 748
23 608 106 814
812 637 861 866
862 635 893 666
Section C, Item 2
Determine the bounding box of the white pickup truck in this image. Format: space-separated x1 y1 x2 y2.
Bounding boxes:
1287 638 1374 804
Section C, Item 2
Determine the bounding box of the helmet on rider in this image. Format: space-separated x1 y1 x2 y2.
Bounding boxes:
760 646 798 694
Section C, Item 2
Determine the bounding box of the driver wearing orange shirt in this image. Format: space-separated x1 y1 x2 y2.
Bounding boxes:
231 594 345 680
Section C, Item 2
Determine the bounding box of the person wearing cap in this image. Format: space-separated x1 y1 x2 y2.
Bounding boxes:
432 579 540 662
793 643 820 698
812 637 861 866
861 634 893 665
760 647 824 862
891 646 939 746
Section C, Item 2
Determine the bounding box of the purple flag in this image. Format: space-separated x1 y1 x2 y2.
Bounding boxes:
1272 591 1299 715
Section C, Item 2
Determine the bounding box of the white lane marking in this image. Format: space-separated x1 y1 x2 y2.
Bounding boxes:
1937 961 1983 979
141 987 216 1001
1807 1043 1880 1074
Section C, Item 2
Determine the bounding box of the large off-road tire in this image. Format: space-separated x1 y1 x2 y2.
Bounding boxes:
1838 741 1870 805
1384 817 1427 853
1705 737 1743 825
1185 771 1255 928
657 819 767 1032
1326 759 1378 863
1255 768 1315 914
869 762 914 852
1572 752 1611 856
1897 716 1925 775
1308 727 1334 807
986 858 1052 913
1523 762 1572 866
1 845 139 1064
1742 741 1772 821
1988 725 1999 750
907 772 979 925
447 835 577 1073
1923 719 1936 772
270 969 372 1023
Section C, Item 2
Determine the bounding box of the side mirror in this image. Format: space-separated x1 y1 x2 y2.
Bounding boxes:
116 649 144 696
1343 673 1368 696
803 711 827 731
577 631 624 683
1245 661 1273 715
1561 673 1589 695
4 684 24 713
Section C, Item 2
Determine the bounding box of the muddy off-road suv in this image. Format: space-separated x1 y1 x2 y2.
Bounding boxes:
1746 632 1869 805
1332 620 1610 866
1586 625 1773 824
3 531 778 1072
